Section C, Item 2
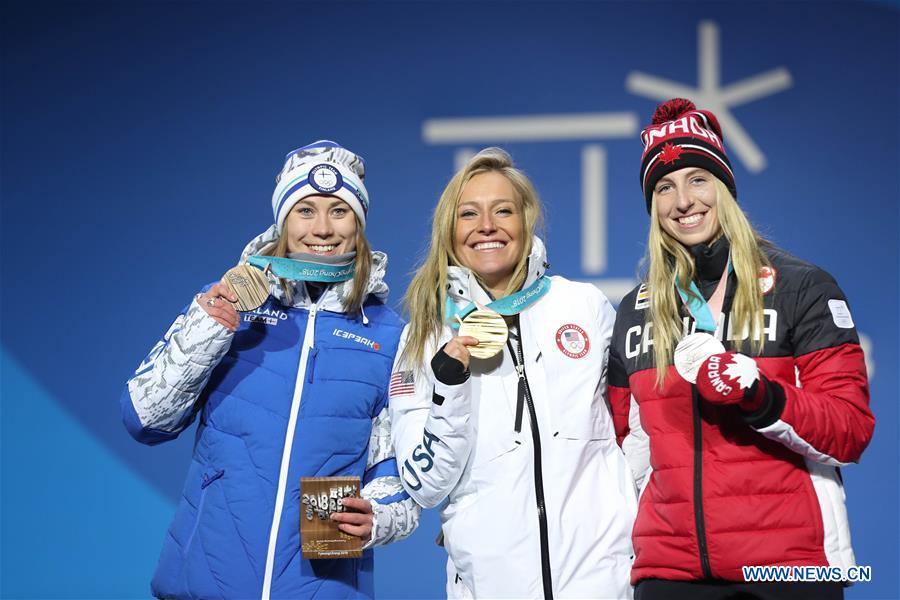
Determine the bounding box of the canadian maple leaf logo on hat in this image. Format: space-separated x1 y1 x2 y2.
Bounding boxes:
659 142 684 165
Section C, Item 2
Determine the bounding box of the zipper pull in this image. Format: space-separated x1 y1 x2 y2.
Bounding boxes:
306 347 319 384
516 364 525 378
201 469 225 489
308 303 318 348
514 376 525 433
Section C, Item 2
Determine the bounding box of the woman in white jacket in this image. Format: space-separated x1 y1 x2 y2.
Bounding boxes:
389 148 636 599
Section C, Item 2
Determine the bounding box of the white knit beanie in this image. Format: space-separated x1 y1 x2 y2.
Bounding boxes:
271 140 369 232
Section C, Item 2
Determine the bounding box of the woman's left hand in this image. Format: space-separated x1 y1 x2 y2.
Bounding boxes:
696 352 766 411
330 497 374 541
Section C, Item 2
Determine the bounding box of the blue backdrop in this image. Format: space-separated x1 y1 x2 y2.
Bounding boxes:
2 1 897 598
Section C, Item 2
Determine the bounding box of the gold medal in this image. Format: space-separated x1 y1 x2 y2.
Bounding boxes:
222 265 270 312
458 308 508 359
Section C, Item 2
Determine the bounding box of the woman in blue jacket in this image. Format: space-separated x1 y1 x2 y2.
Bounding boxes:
121 141 419 599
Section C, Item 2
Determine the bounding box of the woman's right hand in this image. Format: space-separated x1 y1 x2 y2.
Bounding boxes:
198 282 240 331
440 336 480 372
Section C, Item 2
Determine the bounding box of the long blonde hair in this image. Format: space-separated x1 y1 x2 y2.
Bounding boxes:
646 178 769 385
400 148 544 369
262 217 372 314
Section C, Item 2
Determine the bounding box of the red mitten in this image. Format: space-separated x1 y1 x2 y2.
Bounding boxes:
696 352 766 411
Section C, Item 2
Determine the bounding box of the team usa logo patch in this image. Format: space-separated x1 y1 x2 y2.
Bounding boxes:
758 266 777 295
309 163 342 193
555 324 590 359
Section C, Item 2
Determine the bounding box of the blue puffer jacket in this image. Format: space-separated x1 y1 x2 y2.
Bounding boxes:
121 252 418 599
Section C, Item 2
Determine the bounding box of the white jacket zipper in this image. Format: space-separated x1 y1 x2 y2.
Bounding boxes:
261 303 318 599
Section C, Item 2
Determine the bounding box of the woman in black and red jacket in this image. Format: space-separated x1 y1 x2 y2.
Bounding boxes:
608 98 874 600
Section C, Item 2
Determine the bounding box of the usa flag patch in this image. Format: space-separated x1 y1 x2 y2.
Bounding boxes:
389 371 415 397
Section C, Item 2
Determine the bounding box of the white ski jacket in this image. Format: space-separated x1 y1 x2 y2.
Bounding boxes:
389 239 636 599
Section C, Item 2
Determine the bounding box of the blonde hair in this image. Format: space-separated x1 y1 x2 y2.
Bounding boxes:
262 216 371 314
646 178 769 385
400 148 544 369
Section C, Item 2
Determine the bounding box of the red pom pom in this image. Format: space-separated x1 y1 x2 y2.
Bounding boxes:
651 98 696 125
703 111 724 138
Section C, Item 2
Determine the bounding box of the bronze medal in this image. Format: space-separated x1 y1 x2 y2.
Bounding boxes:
222 264 270 312
458 308 508 359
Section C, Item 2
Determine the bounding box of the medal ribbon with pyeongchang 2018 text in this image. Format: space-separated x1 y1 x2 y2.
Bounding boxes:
219 254 356 313
444 275 552 329
673 257 732 383
445 276 551 360
247 255 355 283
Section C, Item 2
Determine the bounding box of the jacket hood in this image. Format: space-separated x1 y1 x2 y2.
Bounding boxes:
237 225 389 312
446 236 549 308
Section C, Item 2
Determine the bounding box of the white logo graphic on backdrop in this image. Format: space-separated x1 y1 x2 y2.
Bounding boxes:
421 21 792 303
422 113 637 302
627 21 792 172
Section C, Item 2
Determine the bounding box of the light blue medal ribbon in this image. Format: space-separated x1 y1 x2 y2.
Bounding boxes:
675 256 732 333
446 276 552 329
247 255 355 283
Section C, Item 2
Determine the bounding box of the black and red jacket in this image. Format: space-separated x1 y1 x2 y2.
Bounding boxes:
608 238 874 584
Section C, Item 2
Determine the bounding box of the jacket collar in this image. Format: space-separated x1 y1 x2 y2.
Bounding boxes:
238 225 389 312
690 235 730 284
446 236 549 308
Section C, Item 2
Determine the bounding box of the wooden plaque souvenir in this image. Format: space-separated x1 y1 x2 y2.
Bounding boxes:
300 476 363 560
222 264 269 312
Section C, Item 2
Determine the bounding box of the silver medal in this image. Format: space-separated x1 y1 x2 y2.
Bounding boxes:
673 332 726 383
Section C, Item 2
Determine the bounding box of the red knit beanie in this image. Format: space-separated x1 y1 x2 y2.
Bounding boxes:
639 98 736 213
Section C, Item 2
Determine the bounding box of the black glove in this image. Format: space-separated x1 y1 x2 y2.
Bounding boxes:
431 344 470 386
